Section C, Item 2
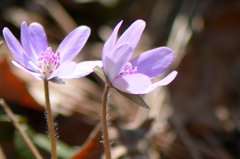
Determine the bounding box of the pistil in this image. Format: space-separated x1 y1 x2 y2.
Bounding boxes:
38 47 60 77
119 62 137 76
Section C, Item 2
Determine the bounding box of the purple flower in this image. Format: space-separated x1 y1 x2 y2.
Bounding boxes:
3 22 102 84
102 20 177 94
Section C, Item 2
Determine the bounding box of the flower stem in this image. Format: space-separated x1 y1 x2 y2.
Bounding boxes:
43 80 58 159
0 99 43 159
102 84 111 159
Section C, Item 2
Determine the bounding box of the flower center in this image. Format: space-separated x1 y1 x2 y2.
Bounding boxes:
119 62 137 76
38 47 60 77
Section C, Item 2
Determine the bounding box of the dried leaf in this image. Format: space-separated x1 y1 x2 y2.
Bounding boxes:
0 59 43 111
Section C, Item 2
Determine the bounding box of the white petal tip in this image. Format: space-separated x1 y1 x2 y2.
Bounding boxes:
161 71 178 86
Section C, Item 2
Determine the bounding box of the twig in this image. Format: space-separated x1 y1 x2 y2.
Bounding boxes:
102 84 111 159
43 80 58 159
0 145 7 159
0 98 43 159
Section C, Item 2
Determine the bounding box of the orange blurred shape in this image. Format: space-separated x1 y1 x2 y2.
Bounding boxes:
0 58 43 111
70 123 102 159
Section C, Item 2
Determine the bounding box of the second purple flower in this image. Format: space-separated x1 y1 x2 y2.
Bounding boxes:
102 19 177 94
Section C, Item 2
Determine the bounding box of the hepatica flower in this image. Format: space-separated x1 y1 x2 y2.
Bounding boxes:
101 19 177 94
3 22 102 84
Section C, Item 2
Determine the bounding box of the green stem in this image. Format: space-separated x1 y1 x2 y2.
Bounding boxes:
43 80 58 159
0 99 43 159
102 84 111 159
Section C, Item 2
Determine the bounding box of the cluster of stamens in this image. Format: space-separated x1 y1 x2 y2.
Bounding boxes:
38 47 60 77
119 62 137 76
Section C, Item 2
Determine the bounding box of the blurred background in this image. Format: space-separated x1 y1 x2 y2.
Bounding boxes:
0 0 240 158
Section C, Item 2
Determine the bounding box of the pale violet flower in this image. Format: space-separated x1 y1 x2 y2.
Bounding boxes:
102 19 177 94
3 22 102 84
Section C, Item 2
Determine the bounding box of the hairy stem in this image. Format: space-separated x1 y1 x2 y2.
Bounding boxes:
0 99 43 159
44 80 58 159
102 84 111 159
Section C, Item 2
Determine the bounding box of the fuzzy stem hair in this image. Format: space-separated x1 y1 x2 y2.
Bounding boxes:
44 80 58 159
102 84 111 159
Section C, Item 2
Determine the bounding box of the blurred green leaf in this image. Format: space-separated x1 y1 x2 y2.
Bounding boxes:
0 121 14 142
13 125 35 159
0 114 27 143
33 133 74 159
12 122 74 159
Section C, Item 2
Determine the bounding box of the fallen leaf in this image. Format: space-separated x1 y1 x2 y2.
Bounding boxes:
70 123 103 159
0 58 43 111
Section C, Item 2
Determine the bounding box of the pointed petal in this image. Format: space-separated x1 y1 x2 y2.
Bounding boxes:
104 43 133 82
141 71 178 93
116 20 145 50
47 62 76 79
20 22 38 64
130 47 174 78
102 20 123 62
28 22 48 56
12 61 42 80
56 26 90 63
61 60 102 79
112 73 152 94
3 28 37 72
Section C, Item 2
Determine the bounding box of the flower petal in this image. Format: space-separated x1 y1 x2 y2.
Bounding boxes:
104 43 133 82
112 73 152 94
102 20 123 62
20 22 38 64
141 71 178 93
116 19 145 50
3 28 37 72
61 60 102 79
56 26 90 63
130 47 174 78
12 61 42 80
28 22 48 56
47 61 76 79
